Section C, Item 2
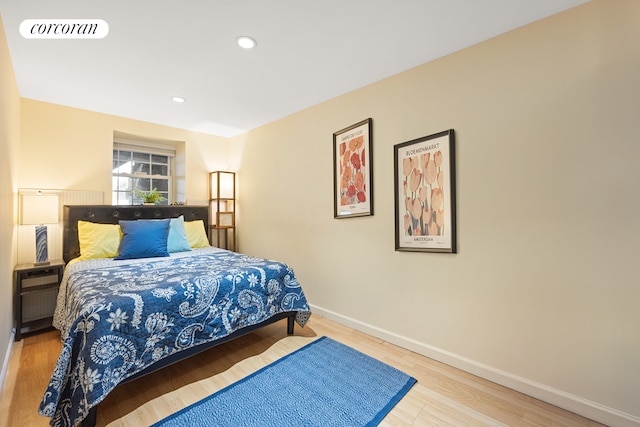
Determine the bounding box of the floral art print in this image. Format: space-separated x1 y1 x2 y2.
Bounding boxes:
394 129 456 252
333 119 373 218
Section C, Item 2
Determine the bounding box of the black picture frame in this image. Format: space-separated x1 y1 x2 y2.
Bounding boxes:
333 118 373 218
394 129 456 253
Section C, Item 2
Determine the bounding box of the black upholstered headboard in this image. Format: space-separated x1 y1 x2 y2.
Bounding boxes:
63 205 209 264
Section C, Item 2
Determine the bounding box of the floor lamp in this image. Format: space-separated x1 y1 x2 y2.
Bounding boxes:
20 193 59 265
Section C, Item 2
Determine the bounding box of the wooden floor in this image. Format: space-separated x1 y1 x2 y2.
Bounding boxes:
1 314 605 427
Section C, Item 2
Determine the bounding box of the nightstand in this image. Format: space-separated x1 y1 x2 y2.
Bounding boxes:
14 260 64 341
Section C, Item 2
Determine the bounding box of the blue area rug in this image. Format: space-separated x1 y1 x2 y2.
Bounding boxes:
152 336 417 427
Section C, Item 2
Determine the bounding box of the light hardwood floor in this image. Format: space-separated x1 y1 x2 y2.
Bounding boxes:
1 314 605 427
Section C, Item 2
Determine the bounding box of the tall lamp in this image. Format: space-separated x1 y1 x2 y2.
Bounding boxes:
20 193 59 265
209 171 236 251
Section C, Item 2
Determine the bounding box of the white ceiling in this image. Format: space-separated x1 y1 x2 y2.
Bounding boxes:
1 1 589 137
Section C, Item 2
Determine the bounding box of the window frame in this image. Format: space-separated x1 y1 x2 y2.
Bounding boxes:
112 139 176 206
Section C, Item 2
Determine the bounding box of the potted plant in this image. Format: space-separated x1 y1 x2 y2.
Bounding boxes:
135 188 167 205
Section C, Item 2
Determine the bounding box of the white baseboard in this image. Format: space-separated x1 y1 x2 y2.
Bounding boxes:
0 329 15 400
310 304 640 427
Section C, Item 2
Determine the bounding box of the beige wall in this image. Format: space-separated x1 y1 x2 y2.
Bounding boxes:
233 1 640 424
0 13 20 394
19 99 231 204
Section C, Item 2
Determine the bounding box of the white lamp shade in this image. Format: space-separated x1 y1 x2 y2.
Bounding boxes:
210 171 235 199
219 173 234 199
20 195 59 225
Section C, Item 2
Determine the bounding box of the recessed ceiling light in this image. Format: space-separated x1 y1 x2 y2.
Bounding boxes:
236 36 257 49
171 96 186 103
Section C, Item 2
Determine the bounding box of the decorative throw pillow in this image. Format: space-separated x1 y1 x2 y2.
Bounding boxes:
184 220 210 248
115 219 171 260
167 215 192 253
78 221 121 260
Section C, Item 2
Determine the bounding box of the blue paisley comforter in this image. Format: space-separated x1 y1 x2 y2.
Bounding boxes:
39 247 311 427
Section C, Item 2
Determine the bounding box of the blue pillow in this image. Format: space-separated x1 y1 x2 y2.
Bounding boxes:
167 215 191 253
115 219 170 260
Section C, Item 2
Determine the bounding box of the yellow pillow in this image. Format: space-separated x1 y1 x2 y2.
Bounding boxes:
184 220 210 248
78 221 121 259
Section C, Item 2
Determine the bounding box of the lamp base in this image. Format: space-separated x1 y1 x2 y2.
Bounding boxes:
35 225 49 264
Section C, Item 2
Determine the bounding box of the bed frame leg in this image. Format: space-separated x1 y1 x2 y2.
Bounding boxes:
82 406 97 427
287 315 295 335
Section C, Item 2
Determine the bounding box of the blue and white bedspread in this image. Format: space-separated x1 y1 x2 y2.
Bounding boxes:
39 247 311 427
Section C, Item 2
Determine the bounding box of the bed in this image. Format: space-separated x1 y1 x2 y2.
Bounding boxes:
38 205 311 427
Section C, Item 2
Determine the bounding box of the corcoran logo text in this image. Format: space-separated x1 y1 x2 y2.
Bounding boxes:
20 19 109 39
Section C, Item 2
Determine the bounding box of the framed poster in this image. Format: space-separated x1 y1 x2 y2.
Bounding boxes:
333 118 373 218
394 129 456 253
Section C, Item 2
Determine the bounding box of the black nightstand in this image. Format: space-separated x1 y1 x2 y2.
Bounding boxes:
14 260 64 341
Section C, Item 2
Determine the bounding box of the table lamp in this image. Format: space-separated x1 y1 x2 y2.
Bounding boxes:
20 193 59 265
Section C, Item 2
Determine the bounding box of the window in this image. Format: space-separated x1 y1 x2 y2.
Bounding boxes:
112 140 175 205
